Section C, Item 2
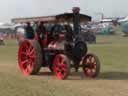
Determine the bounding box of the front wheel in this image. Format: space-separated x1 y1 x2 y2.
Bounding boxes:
82 53 100 78
53 54 70 80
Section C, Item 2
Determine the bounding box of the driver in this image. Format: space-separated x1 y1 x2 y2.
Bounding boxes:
36 21 46 44
25 22 35 39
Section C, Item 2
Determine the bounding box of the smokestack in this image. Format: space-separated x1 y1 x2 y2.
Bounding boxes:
72 7 80 35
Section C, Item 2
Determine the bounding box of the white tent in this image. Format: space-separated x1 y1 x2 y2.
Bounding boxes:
118 17 128 22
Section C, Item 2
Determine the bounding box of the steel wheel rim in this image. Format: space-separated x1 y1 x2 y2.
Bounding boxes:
53 54 67 80
18 40 35 75
83 54 97 77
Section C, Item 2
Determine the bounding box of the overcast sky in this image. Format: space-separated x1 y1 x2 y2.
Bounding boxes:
0 0 127 22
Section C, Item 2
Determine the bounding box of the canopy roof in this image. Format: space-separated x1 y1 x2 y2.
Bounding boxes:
12 13 91 23
56 13 91 23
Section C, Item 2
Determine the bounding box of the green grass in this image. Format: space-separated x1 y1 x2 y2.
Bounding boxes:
0 36 128 96
89 35 128 72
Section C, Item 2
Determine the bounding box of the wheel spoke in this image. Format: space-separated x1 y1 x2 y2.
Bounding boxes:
60 58 64 65
24 42 30 49
60 65 66 77
28 46 33 53
57 70 61 74
90 69 95 76
29 55 35 59
55 66 62 75
25 68 31 74
21 51 27 55
62 64 66 71
87 68 91 73
92 69 96 73
87 58 91 63
27 59 32 65
56 69 61 72
93 63 96 69
29 49 34 55
87 69 94 76
27 63 33 70
56 57 60 63
84 68 90 76
61 71 65 77
91 57 96 63
22 59 28 65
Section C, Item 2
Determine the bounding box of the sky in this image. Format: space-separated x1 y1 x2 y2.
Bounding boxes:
0 0 127 22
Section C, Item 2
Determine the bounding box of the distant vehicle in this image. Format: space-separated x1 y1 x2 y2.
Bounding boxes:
118 17 128 36
81 23 96 43
120 22 128 36
87 22 115 35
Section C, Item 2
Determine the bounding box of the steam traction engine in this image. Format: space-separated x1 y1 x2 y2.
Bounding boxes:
18 7 100 80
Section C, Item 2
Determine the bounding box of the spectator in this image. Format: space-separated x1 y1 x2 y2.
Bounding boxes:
16 26 25 45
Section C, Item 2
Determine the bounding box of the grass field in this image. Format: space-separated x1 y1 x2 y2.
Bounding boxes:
0 35 128 96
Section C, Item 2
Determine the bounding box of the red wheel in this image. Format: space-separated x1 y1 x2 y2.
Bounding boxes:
18 40 42 76
82 53 100 78
53 54 70 80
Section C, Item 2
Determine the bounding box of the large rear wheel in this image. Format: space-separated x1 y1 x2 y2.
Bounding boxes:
82 53 100 78
53 54 70 80
18 40 42 75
